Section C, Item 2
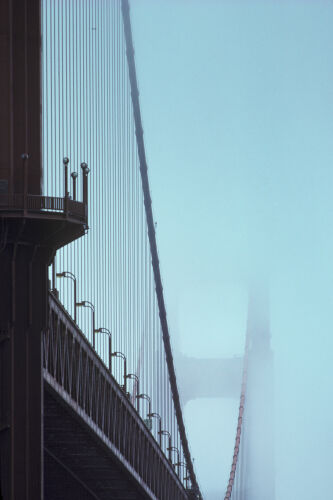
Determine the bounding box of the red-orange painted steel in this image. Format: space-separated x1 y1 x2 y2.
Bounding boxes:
0 0 42 196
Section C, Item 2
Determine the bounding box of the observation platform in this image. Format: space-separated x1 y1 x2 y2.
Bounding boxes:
0 193 87 250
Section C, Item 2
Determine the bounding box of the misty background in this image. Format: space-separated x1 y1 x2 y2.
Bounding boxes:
130 1 333 498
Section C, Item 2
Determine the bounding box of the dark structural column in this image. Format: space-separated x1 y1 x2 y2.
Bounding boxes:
0 243 53 500
0 2 86 498
0 0 42 196
0 1 44 498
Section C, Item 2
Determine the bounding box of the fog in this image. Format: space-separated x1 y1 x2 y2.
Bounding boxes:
130 1 333 498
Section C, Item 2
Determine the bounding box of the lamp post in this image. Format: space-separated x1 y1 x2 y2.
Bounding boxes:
76 300 95 348
94 327 112 371
63 157 69 198
176 461 190 488
81 162 90 204
81 162 90 225
168 446 181 475
63 157 69 215
71 171 78 200
56 271 77 322
159 430 172 462
126 374 140 411
136 393 152 429
147 412 162 447
111 352 127 393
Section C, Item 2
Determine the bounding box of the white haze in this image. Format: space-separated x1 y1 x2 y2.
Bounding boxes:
130 1 333 498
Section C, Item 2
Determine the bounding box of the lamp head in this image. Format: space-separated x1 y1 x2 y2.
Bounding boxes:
81 162 90 174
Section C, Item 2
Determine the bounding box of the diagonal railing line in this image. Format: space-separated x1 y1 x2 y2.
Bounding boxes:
121 1 202 497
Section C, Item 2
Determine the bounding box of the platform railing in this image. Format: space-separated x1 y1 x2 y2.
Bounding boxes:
0 157 89 223
0 193 87 222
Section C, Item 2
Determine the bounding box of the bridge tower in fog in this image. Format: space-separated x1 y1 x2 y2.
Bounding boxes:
177 286 275 499
225 285 275 499
0 0 275 498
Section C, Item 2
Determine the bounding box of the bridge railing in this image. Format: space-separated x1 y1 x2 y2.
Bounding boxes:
44 291 189 500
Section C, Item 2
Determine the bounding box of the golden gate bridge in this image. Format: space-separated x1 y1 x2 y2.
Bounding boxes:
0 1 274 498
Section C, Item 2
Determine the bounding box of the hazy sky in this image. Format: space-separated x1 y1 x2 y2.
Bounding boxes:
130 1 333 498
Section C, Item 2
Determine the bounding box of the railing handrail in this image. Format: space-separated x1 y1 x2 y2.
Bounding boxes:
0 193 86 221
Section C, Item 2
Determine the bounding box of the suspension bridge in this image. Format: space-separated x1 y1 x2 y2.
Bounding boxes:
0 1 274 498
